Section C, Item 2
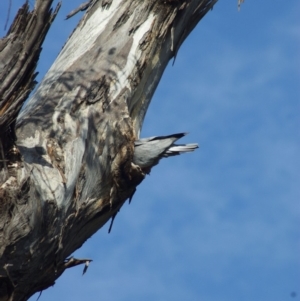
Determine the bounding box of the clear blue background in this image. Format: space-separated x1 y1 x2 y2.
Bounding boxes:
1 1 299 300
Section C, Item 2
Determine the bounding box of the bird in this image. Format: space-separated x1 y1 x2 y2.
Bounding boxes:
133 133 198 174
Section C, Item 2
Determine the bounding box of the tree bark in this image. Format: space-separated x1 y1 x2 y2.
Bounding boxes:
0 0 217 300
0 1 60 161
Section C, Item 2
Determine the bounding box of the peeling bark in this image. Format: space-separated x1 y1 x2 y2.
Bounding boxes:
0 1 60 166
0 0 217 300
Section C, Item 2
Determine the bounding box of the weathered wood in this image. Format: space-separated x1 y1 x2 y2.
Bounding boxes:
0 1 59 124
0 0 60 186
0 0 217 300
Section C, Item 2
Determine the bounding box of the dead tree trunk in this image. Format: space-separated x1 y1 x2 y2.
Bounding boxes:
0 0 217 300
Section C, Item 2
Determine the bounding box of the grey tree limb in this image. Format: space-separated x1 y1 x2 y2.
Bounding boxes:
0 0 60 183
0 0 217 300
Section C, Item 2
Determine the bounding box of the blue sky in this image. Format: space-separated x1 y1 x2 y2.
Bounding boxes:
1 1 299 300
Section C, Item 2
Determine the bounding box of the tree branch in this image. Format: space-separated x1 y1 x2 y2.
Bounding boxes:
0 0 60 184
0 1 217 300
